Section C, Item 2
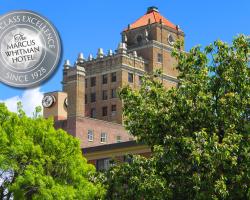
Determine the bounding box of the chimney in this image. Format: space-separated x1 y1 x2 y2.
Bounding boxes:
63 64 86 136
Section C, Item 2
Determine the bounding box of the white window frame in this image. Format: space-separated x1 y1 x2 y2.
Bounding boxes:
116 135 122 143
88 130 94 142
100 132 107 143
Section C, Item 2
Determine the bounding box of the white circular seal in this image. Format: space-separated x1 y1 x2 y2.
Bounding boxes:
0 10 61 88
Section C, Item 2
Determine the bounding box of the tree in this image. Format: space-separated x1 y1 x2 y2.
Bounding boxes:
0 103 105 199
105 35 250 199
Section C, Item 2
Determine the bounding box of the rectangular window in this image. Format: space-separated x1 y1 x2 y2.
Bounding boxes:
116 135 122 143
111 104 116 116
102 90 108 100
88 130 94 141
90 77 96 87
90 92 96 102
111 72 116 82
102 74 108 84
102 106 108 116
90 108 96 118
128 73 134 83
123 155 132 163
101 132 107 143
157 53 163 63
85 94 87 104
85 78 88 88
96 158 111 171
111 89 117 98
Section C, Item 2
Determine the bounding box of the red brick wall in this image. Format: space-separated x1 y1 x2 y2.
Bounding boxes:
74 117 133 148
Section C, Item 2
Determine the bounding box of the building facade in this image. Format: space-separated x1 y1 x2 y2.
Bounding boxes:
42 6 184 169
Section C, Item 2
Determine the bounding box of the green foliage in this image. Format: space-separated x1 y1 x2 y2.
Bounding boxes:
104 154 170 200
106 35 250 199
0 103 105 199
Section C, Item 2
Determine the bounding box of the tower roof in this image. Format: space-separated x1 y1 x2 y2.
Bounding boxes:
125 6 180 31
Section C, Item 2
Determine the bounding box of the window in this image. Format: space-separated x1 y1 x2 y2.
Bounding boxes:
136 35 142 44
102 74 108 84
88 130 94 141
102 90 108 100
90 108 96 118
85 79 88 88
111 89 117 98
85 94 87 104
102 106 108 116
128 72 133 83
111 72 116 82
96 158 111 171
157 53 163 63
116 135 122 143
139 76 143 85
90 77 96 87
111 104 116 116
90 92 96 102
124 155 133 163
101 132 107 143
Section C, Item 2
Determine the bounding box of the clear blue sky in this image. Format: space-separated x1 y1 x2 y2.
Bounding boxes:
0 0 250 100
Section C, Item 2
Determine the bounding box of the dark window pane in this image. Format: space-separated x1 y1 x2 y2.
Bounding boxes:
91 92 96 102
85 94 87 104
111 104 116 112
96 158 110 171
128 73 133 83
157 53 163 63
102 90 108 100
85 79 88 88
102 106 108 116
111 72 116 82
111 104 116 116
90 108 96 118
102 74 108 84
91 77 96 87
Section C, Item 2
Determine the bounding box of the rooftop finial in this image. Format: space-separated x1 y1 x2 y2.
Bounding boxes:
88 54 93 61
77 52 85 63
133 51 137 57
117 42 127 54
97 48 104 58
64 59 71 69
147 6 159 14
108 49 113 56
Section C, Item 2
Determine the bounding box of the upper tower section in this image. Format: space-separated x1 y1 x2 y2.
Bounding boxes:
122 6 184 49
121 6 185 78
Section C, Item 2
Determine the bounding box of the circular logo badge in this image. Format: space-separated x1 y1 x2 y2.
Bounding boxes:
0 10 61 88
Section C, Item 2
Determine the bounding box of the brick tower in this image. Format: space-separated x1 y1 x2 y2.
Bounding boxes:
43 6 185 148
122 6 184 87
62 59 86 136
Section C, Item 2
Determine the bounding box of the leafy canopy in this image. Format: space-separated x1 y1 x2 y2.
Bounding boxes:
0 103 105 200
105 35 250 200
